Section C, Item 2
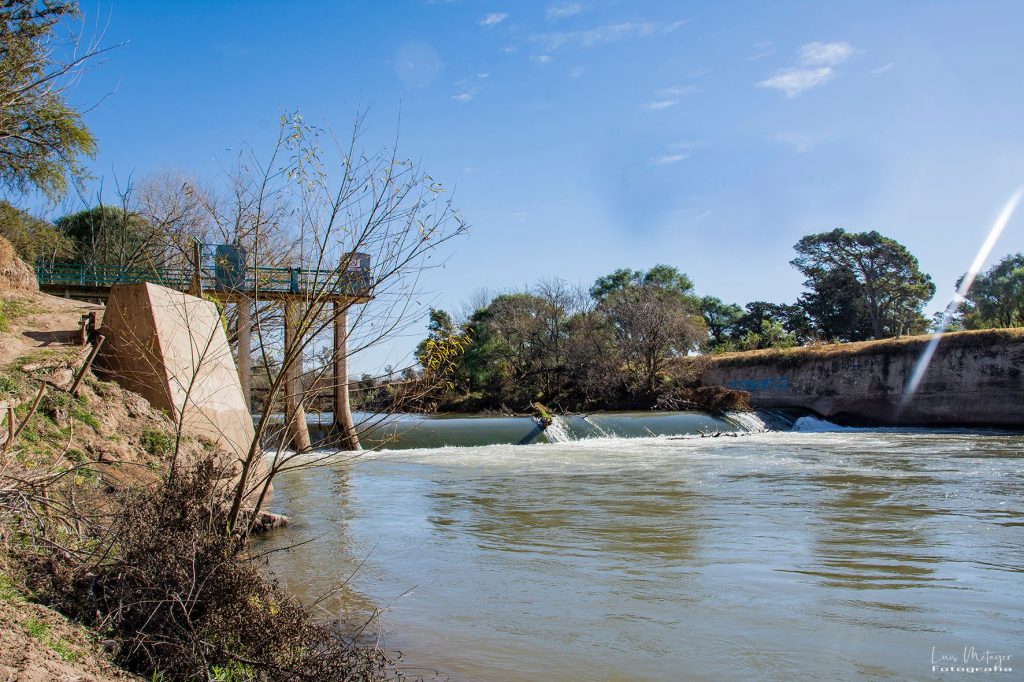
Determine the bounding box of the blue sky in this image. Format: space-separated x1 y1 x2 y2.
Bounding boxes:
55 0 1024 371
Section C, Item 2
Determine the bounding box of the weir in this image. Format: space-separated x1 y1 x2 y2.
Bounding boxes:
302 409 802 450
40 245 373 450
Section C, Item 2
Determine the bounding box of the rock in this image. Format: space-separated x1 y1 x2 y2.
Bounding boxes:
251 511 289 533
51 367 75 388
0 236 38 292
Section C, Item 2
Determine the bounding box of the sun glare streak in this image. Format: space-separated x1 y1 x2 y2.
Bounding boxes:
900 186 1024 411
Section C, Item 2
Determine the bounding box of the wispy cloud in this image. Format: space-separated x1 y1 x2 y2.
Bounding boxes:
452 78 482 102
658 85 695 97
651 142 693 164
771 130 827 154
746 41 774 61
480 12 508 27
872 61 895 74
653 153 688 164
759 67 832 97
799 41 855 66
530 54 553 64
639 85 695 111
533 19 686 51
641 100 677 111
568 65 586 78
547 3 586 19
758 41 855 97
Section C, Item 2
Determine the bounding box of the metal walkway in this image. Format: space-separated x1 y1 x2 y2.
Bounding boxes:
35 247 372 302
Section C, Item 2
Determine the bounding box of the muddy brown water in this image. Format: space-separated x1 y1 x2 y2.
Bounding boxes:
258 418 1023 680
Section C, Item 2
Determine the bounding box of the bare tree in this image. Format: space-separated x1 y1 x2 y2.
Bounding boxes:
223 111 467 534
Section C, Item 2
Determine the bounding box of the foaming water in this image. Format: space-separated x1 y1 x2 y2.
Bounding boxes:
258 428 1024 681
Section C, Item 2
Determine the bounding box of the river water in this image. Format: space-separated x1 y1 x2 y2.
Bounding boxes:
258 416 1023 680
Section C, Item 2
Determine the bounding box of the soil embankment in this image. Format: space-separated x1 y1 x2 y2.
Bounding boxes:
700 329 1024 427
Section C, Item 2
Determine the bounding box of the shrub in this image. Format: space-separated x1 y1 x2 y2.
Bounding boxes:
42 461 391 681
141 428 173 457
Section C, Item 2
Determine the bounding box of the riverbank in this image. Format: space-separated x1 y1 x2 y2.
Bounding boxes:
0 242 391 680
700 328 1024 427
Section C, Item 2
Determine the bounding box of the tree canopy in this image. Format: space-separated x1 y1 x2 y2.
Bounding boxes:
0 199 72 261
957 253 1024 329
55 205 161 270
0 1 98 200
791 229 935 340
589 264 694 301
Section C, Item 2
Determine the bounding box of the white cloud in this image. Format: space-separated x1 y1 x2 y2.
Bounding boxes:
799 41 854 66
653 153 689 165
651 142 693 163
771 131 826 154
568 65 586 78
451 82 481 102
476 72 490 79
640 99 679 111
759 66 833 97
530 54 553 64
480 13 508 27
547 3 585 19
872 61 895 74
639 85 695 111
758 41 855 97
657 85 695 97
533 19 686 51
746 40 774 61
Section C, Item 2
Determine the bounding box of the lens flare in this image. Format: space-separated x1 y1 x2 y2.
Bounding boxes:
900 186 1024 412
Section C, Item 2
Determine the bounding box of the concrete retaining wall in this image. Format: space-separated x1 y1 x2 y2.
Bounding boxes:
700 330 1024 428
98 283 258 463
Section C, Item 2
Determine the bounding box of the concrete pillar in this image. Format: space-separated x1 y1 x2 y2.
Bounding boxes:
283 299 311 452
333 301 361 450
236 297 252 412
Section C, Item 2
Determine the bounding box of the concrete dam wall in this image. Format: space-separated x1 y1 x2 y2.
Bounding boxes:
699 329 1024 428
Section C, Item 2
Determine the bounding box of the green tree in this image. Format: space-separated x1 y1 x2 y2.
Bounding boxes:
590 263 694 301
55 205 162 270
700 296 744 350
957 253 1024 329
0 199 72 261
0 1 100 200
592 265 705 395
738 319 797 351
791 229 935 340
797 268 873 341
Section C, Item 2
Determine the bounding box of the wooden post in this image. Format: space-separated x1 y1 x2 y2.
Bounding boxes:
189 241 203 298
283 300 311 452
236 297 252 412
333 301 360 450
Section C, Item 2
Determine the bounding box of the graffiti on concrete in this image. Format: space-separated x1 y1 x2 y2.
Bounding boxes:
726 377 791 393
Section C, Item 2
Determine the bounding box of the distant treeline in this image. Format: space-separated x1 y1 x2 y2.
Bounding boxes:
383 229 1024 413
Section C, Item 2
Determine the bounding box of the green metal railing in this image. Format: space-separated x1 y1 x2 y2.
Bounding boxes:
35 262 373 296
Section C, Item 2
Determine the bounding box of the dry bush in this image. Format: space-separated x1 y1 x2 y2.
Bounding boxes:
31 459 391 681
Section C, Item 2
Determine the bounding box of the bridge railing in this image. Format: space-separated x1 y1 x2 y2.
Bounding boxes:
35 262 374 297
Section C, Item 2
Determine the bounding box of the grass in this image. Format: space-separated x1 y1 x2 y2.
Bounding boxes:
0 298 32 333
210 661 254 681
23 616 82 663
50 637 82 663
0 572 23 602
24 616 50 640
141 428 173 456
705 327 1024 368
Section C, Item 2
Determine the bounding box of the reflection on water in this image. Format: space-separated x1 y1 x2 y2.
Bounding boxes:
257 430 1024 681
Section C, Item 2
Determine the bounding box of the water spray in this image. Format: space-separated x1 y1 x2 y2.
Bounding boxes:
900 186 1024 412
